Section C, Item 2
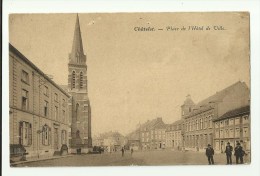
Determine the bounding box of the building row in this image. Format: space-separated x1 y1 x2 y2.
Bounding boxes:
92 131 126 152
9 15 92 161
126 81 250 153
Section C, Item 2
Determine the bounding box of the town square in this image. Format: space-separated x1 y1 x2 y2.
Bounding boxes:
9 13 250 166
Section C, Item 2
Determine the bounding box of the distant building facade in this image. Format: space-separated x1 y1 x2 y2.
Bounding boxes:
213 105 250 153
93 131 126 152
139 117 166 150
126 130 140 150
182 81 250 151
9 44 70 160
165 119 183 150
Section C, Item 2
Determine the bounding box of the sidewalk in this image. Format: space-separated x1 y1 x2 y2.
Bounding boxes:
11 154 74 167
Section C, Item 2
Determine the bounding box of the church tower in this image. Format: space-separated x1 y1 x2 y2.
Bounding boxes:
68 14 92 153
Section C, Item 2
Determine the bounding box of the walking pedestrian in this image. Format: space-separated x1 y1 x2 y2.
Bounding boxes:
131 148 134 156
225 142 233 164
234 143 245 164
205 144 214 165
121 147 125 157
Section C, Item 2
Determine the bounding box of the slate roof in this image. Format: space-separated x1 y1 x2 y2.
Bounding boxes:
213 105 250 122
185 81 249 118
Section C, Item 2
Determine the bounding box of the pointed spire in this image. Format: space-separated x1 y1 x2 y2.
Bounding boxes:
69 14 86 65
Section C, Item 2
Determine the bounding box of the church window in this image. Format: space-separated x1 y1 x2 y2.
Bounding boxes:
76 103 79 121
76 130 80 138
72 71 76 89
80 72 83 88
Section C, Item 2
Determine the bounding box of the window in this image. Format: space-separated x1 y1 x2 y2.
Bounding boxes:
242 115 249 124
62 99 65 107
235 117 240 125
225 120 229 126
225 129 229 138
72 71 76 89
243 127 249 137
209 117 212 128
229 128 234 138
44 101 48 117
215 122 219 128
61 130 67 145
215 129 219 138
54 106 58 120
54 93 58 102
21 89 29 111
43 86 49 96
204 117 208 129
21 70 29 84
42 125 51 146
80 72 84 88
76 103 79 121
196 120 199 130
200 119 203 129
235 128 240 138
220 130 224 138
229 118 234 125
62 110 65 122
220 121 224 127
76 130 80 138
19 121 32 146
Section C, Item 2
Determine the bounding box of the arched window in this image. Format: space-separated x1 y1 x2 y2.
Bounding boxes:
76 130 80 138
76 103 79 121
72 71 76 89
79 72 83 88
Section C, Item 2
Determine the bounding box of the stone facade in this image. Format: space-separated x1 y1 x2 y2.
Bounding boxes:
165 119 183 150
182 81 250 151
213 105 250 153
67 14 92 153
9 44 70 159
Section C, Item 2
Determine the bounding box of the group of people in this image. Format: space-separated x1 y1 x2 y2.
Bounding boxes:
121 147 134 157
206 142 246 165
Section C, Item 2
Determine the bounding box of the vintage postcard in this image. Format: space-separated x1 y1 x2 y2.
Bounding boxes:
9 12 250 167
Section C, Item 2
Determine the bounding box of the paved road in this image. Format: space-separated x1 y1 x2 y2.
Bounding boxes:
14 149 250 167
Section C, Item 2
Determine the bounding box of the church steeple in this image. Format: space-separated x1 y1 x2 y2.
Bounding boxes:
69 14 86 65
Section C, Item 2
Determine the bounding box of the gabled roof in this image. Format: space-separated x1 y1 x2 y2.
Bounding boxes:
185 81 249 118
140 117 165 130
213 105 250 122
9 44 70 97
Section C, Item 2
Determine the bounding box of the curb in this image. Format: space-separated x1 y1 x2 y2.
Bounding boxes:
11 155 74 166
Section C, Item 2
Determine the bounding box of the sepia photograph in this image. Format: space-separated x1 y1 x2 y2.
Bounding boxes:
8 12 250 167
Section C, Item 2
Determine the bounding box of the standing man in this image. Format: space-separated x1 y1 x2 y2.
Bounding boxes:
121 147 125 157
206 144 215 165
131 148 134 156
225 142 233 164
234 143 244 164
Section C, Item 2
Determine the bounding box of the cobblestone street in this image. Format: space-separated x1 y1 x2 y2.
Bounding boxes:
13 149 250 167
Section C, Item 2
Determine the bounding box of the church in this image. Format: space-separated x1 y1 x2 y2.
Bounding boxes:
65 14 92 153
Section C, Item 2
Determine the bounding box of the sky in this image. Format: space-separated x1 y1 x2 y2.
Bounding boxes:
9 13 250 136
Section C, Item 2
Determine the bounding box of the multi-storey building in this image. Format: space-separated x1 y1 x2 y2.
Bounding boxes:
165 119 184 150
139 117 166 150
93 131 126 152
213 105 250 153
126 130 141 150
9 44 70 160
182 81 250 151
